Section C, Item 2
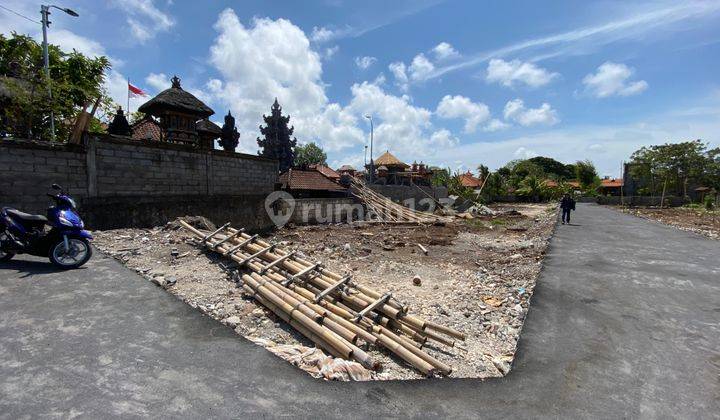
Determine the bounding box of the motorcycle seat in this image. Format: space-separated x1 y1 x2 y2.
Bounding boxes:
6 209 48 223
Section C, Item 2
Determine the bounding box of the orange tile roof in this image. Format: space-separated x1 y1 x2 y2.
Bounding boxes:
459 171 483 188
543 179 559 188
279 168 347 191
600 178 623 188
309 164 340 180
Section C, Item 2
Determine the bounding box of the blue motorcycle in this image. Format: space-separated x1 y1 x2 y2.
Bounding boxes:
1 184 93 269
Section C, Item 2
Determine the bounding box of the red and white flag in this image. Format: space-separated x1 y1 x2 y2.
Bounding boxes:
128 82 148 97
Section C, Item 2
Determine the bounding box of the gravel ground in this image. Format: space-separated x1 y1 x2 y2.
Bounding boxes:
93 203 557 380
619 206 720 240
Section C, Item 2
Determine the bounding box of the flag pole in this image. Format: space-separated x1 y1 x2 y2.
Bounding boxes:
127 78 130 115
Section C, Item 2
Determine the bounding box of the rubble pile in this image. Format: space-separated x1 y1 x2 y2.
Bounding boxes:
93 203 557 380
181 221 462 376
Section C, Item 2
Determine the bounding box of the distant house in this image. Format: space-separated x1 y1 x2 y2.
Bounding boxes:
567 180 581 190
459 171 483 190
278 167 348 198
543 179 581 191
599 177 624 196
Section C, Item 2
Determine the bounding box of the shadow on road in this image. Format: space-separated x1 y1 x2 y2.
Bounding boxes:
0 259 85 278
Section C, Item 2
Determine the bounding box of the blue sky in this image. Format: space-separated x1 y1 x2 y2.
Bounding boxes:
3 0 720 176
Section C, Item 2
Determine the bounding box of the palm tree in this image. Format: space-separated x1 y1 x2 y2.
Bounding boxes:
517 175 547 202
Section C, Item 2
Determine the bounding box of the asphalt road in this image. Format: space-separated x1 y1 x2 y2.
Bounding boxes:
1 204 719 419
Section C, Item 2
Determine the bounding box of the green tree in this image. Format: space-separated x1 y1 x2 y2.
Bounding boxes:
294 142 327 167
477 164 490 181
0 33 111 141
527 156 574 179
629 140 713 198
575 160 598 189
516 175 548 203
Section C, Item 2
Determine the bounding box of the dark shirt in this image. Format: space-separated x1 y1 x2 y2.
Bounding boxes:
560 196 575 210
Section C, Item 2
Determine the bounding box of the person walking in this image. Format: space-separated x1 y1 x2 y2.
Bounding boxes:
560 193 576 225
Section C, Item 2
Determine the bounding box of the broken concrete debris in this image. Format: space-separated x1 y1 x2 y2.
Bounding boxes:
92 203 556 381
181 221 461 376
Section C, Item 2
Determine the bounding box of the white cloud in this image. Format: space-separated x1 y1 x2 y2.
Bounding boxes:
514 146 538 159
484 118 511 132
582 62 648 98
310 26 336 43
429 129 459 147
145 72 169 92
324 45 340 60
432 42 460 61
346 82 435 156
110 0 175 43
208 10 354 153
436 95 491 133
355 56 377 70
408 53 435 81
422 2 720 81
503 99 559 126
486 58 558 88
388 61 409 91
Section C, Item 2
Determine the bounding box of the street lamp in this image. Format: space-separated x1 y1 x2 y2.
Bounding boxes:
40 4 79 141
365 115 373 183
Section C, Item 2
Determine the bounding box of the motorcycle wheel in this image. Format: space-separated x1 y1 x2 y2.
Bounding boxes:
0 232 14 261
49 238 92 269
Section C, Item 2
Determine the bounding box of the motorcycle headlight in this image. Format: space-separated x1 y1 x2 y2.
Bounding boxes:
58 216 74 227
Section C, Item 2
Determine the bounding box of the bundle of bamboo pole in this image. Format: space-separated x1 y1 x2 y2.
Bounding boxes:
179 221 463 376
350 180 452 224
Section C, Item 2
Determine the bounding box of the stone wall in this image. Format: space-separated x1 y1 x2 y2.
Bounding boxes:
0 136 278 230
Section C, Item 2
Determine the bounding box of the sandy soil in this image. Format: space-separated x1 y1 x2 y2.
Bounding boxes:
93 203 557 380
619 206 720 240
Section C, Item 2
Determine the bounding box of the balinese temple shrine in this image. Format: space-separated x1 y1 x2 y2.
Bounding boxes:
108 76 222 150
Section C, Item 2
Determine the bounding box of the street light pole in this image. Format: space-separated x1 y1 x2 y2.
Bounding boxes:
40 4 79 141
365 115 373 183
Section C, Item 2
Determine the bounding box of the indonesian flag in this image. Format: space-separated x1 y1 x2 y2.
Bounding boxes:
128 82 148 97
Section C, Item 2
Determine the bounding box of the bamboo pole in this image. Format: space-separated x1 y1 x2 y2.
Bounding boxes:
179 221 461 375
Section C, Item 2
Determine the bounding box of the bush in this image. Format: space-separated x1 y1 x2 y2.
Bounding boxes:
704 195 715 211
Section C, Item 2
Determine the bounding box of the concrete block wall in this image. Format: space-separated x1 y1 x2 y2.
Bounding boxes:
210 152 278 196
0 140 88 214
0 136 278 230
93 139 209 196
284 198 358 225
368 185 448 211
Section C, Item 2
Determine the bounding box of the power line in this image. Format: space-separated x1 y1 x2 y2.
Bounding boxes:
0 4 40 24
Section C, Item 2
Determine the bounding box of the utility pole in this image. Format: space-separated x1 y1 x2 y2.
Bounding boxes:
365 115 374 183
40 4 79 141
